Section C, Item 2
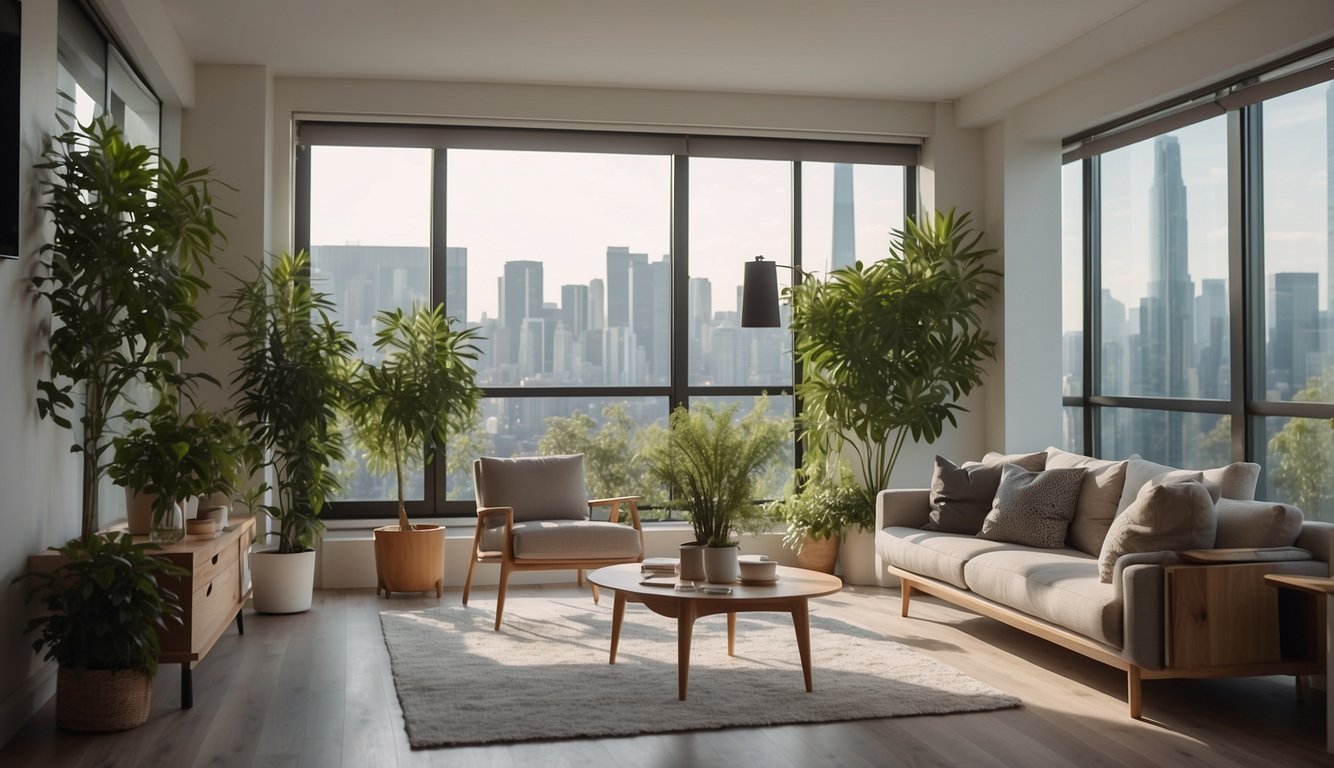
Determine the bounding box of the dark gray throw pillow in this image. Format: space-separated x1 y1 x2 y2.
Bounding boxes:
978 464 1087 548
925 455 1004 534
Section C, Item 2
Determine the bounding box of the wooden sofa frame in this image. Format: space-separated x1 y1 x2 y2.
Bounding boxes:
891 562 1325 719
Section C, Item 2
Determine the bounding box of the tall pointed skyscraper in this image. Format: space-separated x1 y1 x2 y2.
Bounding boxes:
831 163 856 270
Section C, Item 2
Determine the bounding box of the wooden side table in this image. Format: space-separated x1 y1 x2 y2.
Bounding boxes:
1265 573 1333 754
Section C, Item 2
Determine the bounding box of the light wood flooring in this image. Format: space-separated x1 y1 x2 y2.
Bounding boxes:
0 583 1329 767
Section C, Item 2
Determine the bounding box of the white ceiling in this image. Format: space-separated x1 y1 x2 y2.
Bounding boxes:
160 0 1243 104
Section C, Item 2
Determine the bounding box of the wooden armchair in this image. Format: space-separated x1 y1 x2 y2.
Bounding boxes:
462 454 645 629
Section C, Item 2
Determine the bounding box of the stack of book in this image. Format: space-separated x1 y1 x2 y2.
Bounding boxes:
640 557 678 576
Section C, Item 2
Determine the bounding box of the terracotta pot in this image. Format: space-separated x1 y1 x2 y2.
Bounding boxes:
703 545 740 584
125 489 155 536
678 541 706 581
795 535 840 574
251 549 317 614
56 667 152 732
373 524 445 598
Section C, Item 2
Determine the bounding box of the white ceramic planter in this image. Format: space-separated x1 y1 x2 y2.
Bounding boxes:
836 527 880 586
703 545 740 584
250 549 317 614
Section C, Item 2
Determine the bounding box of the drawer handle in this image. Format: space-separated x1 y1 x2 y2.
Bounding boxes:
212 554 220 566
206 582 213 597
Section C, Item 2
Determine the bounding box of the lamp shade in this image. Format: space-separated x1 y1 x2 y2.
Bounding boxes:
740 257 780 328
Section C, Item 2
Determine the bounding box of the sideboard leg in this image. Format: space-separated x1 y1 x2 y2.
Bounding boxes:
236 610 245 635
181 665 194 710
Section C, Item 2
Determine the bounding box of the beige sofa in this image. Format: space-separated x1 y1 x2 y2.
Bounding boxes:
875 448 1331 718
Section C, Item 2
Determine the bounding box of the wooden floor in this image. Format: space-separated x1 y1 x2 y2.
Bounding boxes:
1 583 1329 767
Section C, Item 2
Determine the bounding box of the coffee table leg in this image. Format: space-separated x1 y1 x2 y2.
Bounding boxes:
678 601 697 700
791 599 813 692
727 612 736 656
610 590 626 664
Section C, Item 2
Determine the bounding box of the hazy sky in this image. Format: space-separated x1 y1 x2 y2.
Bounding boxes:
310 147 904 321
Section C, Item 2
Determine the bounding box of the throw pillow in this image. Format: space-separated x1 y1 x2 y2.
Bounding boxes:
1212 498 1304 548
977 464 1087 548
1044 447 1128 556
979 450 1047 472
1116 457 1258 514
925 455 1004 534
1098 480 1217 583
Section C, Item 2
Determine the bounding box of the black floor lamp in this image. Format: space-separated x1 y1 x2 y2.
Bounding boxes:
740 256 803 328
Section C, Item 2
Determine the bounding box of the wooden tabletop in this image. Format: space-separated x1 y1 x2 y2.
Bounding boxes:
588 562 843 602
1264 573 1334 596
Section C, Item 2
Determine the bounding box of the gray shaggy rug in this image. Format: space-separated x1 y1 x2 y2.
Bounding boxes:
380 597 1020 747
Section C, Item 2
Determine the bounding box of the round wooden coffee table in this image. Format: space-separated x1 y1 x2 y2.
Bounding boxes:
587 563 843 700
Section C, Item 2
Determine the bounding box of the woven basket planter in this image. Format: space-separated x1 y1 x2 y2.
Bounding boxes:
795 535 840 574
56 667 152 732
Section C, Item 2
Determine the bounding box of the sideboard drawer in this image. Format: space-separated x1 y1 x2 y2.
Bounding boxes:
191 560 240 653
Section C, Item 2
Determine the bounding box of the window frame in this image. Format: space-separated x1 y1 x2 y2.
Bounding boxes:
293 124 918 520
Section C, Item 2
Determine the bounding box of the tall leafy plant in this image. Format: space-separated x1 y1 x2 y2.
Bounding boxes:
788 209 1000 518
346 304 483 531
226 251 355 554
34 117 223 543
641 398 787 547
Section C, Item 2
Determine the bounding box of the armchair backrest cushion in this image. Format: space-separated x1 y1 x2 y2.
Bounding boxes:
473 454 589 522
1116 457 1256 515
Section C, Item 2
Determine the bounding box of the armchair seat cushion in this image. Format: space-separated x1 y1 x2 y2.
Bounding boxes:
482 520 643 560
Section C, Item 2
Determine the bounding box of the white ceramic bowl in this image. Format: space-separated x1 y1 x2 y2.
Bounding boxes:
738 555 777 582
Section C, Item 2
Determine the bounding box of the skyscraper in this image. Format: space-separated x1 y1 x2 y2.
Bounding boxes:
831 163 856 271
1270 272 1320 399
1137 135 1195 464
501 260 543 363
560 284 589 338
445 246 468 325
606 246 647 329
629 256 670 382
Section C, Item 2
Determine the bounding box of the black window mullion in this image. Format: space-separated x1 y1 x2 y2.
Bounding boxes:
429 148 448 515
791 161 804 474
1083 156 1100 456
670 154 690 414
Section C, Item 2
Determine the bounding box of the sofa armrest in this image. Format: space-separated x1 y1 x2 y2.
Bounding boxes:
876 488 931 530
1294 521 1334 568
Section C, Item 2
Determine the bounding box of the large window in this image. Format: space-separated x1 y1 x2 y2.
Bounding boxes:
1063 54 1334 521
298 126 914 518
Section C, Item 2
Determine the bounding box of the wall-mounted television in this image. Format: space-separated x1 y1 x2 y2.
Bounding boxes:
0 0 18 260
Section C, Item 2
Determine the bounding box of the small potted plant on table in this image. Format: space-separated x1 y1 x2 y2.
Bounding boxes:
642 397 787 583
347 304 483 598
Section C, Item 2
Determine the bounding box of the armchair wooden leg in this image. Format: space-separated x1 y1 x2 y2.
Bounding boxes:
494 562 511 631
901 581 913 618
462 553 478 605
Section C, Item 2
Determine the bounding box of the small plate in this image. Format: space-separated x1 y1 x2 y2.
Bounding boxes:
738 575 780 585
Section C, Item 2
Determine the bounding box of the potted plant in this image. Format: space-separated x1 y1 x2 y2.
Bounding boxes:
787 209 999 582
641 398 787 583
346 304 483 598
226 251 355 614
17 533 186 731
770 464 864 574
109 394 253 542
32 117 224 544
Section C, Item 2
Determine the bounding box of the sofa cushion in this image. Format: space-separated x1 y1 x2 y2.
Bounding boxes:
1213 498 1304 548
979 450 1047 472
978 464 1087 548
963 548 1122 648
1116 458 1258 514
1098 480 1217 582
925 455 1004 534
481 519 642 560
1045 447 1128 557
877 526 1020 589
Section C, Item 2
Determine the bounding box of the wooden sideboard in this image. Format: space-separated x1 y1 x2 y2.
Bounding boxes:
27 515 256 709
152 515 256 708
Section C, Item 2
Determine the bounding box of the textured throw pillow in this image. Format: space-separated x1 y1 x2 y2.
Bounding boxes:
1045 447 1128 557
1213 498 1304 548
977 464 1087 548
925 455 1004 534
1098 480 1217 583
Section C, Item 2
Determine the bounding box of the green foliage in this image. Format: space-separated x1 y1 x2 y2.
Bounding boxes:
226 251 356 554
1269 373 1334 521
109 394 255 526
17 533 187 676
770 463 871 552
640 398 788 547
539 403 655 503
33 117 225 542
788 208 999 509
346 304 483 530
